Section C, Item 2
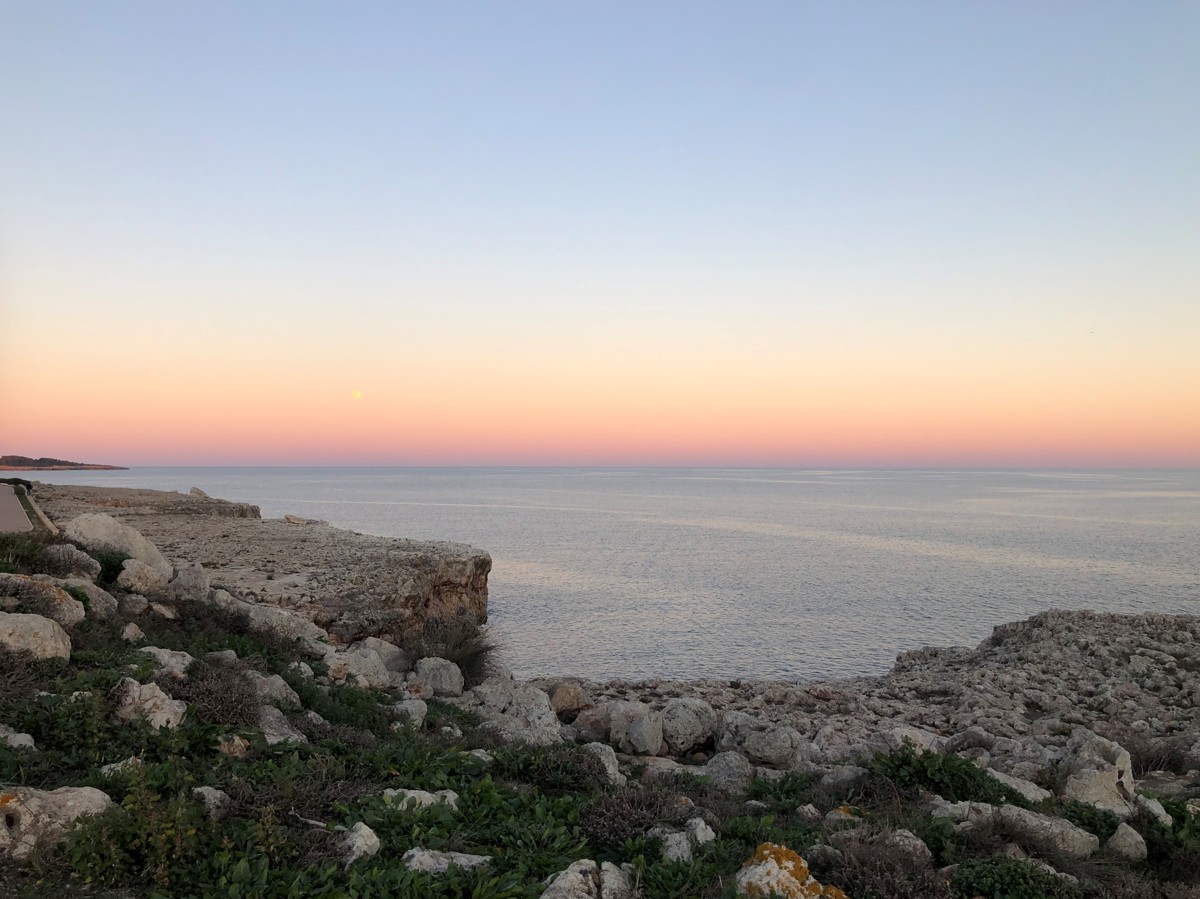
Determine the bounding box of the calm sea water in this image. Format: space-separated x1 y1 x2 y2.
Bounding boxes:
37 468 1200 681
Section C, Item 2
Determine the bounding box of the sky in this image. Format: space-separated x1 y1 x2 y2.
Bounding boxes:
2 2 1198 467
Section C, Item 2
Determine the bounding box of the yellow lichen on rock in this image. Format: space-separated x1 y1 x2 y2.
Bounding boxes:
735 842 849 899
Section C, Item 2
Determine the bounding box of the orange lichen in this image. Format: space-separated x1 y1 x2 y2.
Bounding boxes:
736 842 851 899
0 793 17 809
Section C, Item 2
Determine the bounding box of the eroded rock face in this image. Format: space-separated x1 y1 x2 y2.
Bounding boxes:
0 612 72 660
63 513 171 578
0 786 113 861
207 589 329 643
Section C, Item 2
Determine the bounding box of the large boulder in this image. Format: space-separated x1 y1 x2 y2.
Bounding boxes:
700 751 754 794
0 786 113 861
454 673 560 746
116 559 170 595
1106 822 1147 863
545 680 593 721
325 645 392 689
608 701 662 756
0 574 84 626
33 576 117 619
0 612 71 660
1058 729 1136 817
415 657 465 697
581 742 626 786
62 513 171 579
352 636 409 672
166 563 212 602
541 859 637 898
138 646 196 679
111 678 186 730
661 697 717 755
244 671 300 708
573 704 613 743
717 712 815 769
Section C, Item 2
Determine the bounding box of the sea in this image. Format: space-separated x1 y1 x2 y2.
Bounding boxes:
35 468 1200 683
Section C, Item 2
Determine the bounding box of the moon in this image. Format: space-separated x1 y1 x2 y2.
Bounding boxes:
351 389 362 400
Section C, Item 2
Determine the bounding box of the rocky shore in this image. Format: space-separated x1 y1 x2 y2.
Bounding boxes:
1 482 1197 898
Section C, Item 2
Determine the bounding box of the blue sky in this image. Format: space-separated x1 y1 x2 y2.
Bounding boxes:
3 3 1198 465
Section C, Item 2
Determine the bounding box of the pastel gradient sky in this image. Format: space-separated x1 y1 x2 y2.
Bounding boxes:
2 3 1198 466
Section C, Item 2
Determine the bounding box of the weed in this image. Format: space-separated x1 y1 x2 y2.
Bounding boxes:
403 613 500 688
491 743 611 798
952 854 1083 898
872 741 1030 806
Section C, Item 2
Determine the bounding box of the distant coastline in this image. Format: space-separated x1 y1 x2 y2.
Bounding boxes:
0 454 127 471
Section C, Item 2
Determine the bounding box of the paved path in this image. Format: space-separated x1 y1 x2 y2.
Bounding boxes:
0 484 33 532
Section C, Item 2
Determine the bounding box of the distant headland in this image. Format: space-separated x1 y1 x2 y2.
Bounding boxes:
0 454 127 470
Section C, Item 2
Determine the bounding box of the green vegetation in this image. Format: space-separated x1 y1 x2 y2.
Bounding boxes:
3 550 1200 898
951 855 1082 899
0 530 52 574
401 613 501 688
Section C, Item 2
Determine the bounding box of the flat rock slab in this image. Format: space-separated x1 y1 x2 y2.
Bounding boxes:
33 484 491 644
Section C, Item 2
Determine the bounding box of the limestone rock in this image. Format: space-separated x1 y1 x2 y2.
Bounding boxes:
218 734 250 758
0 612 72 660
986 767 1052 804
119 594 149 617
573 704 612 743
63 513 171 578
454 673 560 746
1136 795 1173 830
383 788 459 811
701 751 754 794
546 680 593 721
149 601 177 619
99 757 141 777
192 782 229 816
391 699 428 729
401 847 491 874
207 589 330 643
112 678 186 729
34 577 117 619
40 544 102 581
541 859 636 899
661 697 717 755
117 559 169 595
1059 728 1135 817
166 563 212 602
0 574 85 626
138 646 195 679
415 657 465 697
342 822 380 867
352 636 409 672
256 705 307 745
326 645 392 689
1106 822 1147 863
244 671 300 708
121 622 145 642
734 842 848 898
995 805 1100 860
608 701 662 756
582 742 626 786
742 725 815 770
0 724 35 750
0 786 113 861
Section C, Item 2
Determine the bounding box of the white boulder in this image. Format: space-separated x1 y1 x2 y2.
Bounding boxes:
62 513 171 579
0 786 113 861
117 559 170 595
111 678 186 729
402 847 491 874
0 611 71 660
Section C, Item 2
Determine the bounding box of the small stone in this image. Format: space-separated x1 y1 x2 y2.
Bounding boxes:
256 706 307 745
414 657 465 697
99 757 142 777
119 594 149 617
401 847 491 874
391 699 428 729
121 622 145 643
148 602 177 620
217 734 250 758
117 560 170 595
111 678 186 729
383 788 459 811
582 742 626 786
0 724 35 750
341 822 380 867
192 786 231 818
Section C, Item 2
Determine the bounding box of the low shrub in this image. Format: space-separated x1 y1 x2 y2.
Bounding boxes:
0 531 53 574
821 829 955 899
872 741 1030 806
89 549 131 587
159 659 261 727
952 854 1083 898
1057 800 1123 840
492 743 611 797
581 784 695 851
